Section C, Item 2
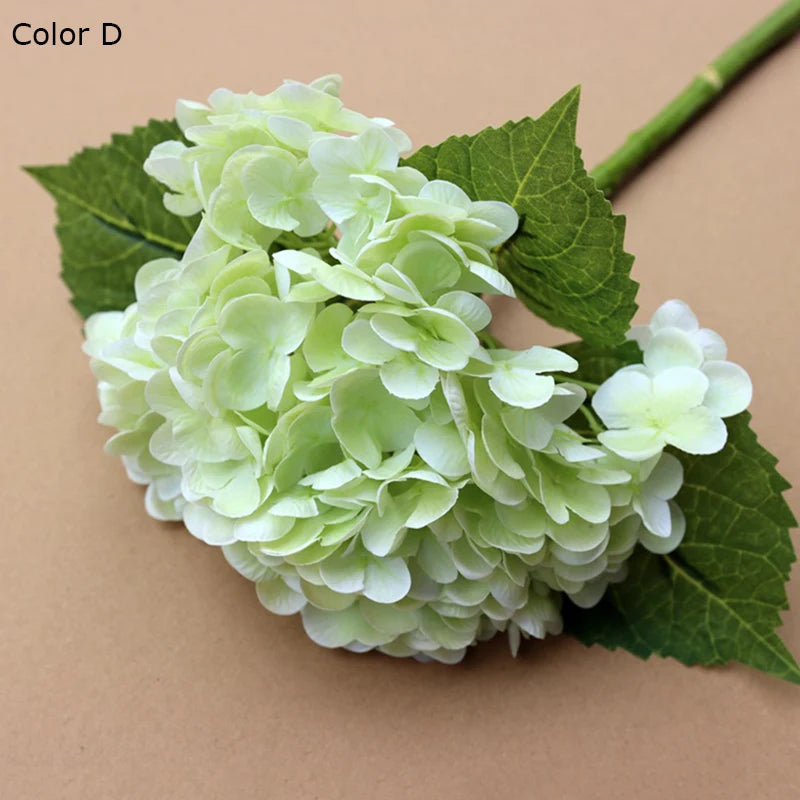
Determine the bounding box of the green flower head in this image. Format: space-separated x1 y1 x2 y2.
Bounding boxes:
85 78 752 662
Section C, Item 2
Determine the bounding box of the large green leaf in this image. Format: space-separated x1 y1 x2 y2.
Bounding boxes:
560 341 800 684
403 88 638 347
26 119 198 317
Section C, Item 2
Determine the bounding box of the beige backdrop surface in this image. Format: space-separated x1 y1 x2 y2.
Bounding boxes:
2 1 799 797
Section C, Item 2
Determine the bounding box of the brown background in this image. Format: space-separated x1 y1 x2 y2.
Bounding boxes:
2 1 799 797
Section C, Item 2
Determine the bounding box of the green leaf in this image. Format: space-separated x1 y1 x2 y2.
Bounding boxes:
560 340 800 684
26 119 199 317
403 88 638 347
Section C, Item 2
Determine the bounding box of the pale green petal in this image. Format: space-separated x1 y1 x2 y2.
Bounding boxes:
490 368 555 409
256 576 307 615
213 348 272 411
144 368 191 416
341 318 396 365
309 260 383 301
562 478 611 524
463 260 515 296
302 303 353 372
233 507 294 542
419 309 478 353
218 293 311 353
450 537 495 580
222 541 273 582
547 519 609 553
359 598 418 635
301 581 357 611
702 361 752 417
418 179 472 209
650 367 709 420
479 513 546 555
665 406 727 454
363 557 412 603
175 98 211 130
257 517 324 555
650 299 699 333
301 605 387 648
360 505 406 557
599 426 665 460
405 482 459 529
434 291 492 332
639 502 686 554
418 608 480 650
496 500 547 537
416 535 458 583
284 281 336 304
644 328 704 372
414 421 470 478
695 329 727 360
393 240 461 299
266 114 314 150
362 444 416 480
468 201 519 245
416 339 472 371
319 550 367 594
635 490 672 537
269 493 319 518
592 368 652 428
241 149 300 226
372 263 425 305
380 353 439 399
370 314 418 351
211 468 261 517
645 453 683 500
300 459 361 491
481 414 525 479
331 370 420 468
488 571 528 610
184 503 237 545
503 346 577 374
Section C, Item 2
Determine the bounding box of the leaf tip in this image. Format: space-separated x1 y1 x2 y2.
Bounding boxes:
23 164 58 198
22 164 43 180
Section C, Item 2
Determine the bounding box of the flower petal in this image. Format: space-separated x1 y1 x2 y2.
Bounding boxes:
702 361 752 417
599 427 666 461
639 502 686 554
635 492 672 537
363 557 412 603
256 576 307 615
380 354 439 399
644 452 683 499
644 328 703 372
650 366 709 419
434 291 492 332
650 299 699 333
490 369 555 409
665 406 727 455
592 369 651 428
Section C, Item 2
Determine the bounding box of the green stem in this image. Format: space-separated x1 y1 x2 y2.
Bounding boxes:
477 330 504 349
578 405 603 437
591 0 800 196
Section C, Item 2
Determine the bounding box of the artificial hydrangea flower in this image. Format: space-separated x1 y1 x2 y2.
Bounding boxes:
144 75 411 247
593 301 752 460
85 76 753 663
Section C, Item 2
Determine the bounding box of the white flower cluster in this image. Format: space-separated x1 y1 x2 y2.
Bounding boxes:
594 300 752 460
83 76 752 662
